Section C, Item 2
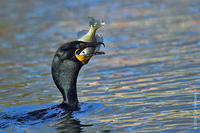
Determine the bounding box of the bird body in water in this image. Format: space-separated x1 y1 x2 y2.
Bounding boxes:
51 17 105 110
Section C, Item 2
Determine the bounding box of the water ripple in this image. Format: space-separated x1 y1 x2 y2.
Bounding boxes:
1 0 200 132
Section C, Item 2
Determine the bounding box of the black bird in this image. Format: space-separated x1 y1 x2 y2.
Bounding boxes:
52 41 105 110
52 17 105 110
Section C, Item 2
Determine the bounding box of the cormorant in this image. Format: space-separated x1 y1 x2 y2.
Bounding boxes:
51 17 105 110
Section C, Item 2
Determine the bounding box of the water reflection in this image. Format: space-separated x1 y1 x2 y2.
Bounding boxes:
55 115 83 133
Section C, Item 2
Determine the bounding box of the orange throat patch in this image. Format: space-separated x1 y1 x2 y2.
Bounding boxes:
75 50 92 64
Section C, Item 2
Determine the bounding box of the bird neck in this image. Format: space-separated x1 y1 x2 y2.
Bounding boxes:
62 64 80 108
52 59 82 110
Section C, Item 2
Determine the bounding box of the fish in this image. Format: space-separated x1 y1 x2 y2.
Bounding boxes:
77 17 105 56
78 17 105 43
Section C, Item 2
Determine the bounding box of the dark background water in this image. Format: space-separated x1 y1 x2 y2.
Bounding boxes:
0 0 200 132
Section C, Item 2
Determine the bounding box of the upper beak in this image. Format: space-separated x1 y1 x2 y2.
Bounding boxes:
79 41 105 49
78 41 105 56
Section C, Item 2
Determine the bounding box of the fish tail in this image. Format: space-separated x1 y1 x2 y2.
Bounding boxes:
88 17 105 30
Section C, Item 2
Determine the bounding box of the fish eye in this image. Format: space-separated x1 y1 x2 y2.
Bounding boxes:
79 50 86 56
76 49 87 56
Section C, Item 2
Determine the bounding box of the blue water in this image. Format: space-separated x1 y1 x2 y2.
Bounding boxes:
0 0 200 132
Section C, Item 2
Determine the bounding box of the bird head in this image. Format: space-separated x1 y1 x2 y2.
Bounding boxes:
54 41 105 65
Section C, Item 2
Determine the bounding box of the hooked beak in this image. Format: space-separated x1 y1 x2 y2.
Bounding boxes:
78 42 105 55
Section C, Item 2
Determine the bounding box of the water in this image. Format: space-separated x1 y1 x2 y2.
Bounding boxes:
0 0 200 132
